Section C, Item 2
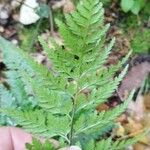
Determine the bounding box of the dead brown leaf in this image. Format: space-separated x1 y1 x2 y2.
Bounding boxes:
118 62 150 98
133 143 150 150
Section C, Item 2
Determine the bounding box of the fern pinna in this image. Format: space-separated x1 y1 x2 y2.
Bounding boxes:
0 0 139 149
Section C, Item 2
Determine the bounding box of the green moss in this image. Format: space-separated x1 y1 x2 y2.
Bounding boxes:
119 1 150 54
131 29 150 54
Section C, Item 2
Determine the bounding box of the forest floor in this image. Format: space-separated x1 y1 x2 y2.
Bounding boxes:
0 0 150 149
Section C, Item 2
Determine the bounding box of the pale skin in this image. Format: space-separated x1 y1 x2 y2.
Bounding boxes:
0 127 33 150
0 127 59 150
0 127 81 150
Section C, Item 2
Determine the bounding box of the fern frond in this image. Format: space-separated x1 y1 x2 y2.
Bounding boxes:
0 37 57 89
112 129 149 150
76 65 129 113
38 36 76 77
26 138 55 150
0 0 140 148
0 109 48 134
55 0 113 77
0 85 15 108
74 91 134 137
6 71 29 106
20 69 73 114
95 132 146 150
95 138 112 150
0 108 70 140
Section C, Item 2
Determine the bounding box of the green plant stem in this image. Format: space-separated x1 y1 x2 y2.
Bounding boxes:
28 18 43 51
46 0 54 34
58 133 70 144
69 85 80 145
69 105 76 145
49 5 54 34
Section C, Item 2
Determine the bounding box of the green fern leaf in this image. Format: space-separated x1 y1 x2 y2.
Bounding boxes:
0 0 142 148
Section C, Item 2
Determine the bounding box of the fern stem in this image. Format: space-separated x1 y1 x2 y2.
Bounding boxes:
58 133 70 144
75 121 103 135
69 102 76 145
69 86 80 145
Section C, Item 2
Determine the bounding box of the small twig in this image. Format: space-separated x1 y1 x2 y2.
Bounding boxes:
49 5 54 35
46 0 54 35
